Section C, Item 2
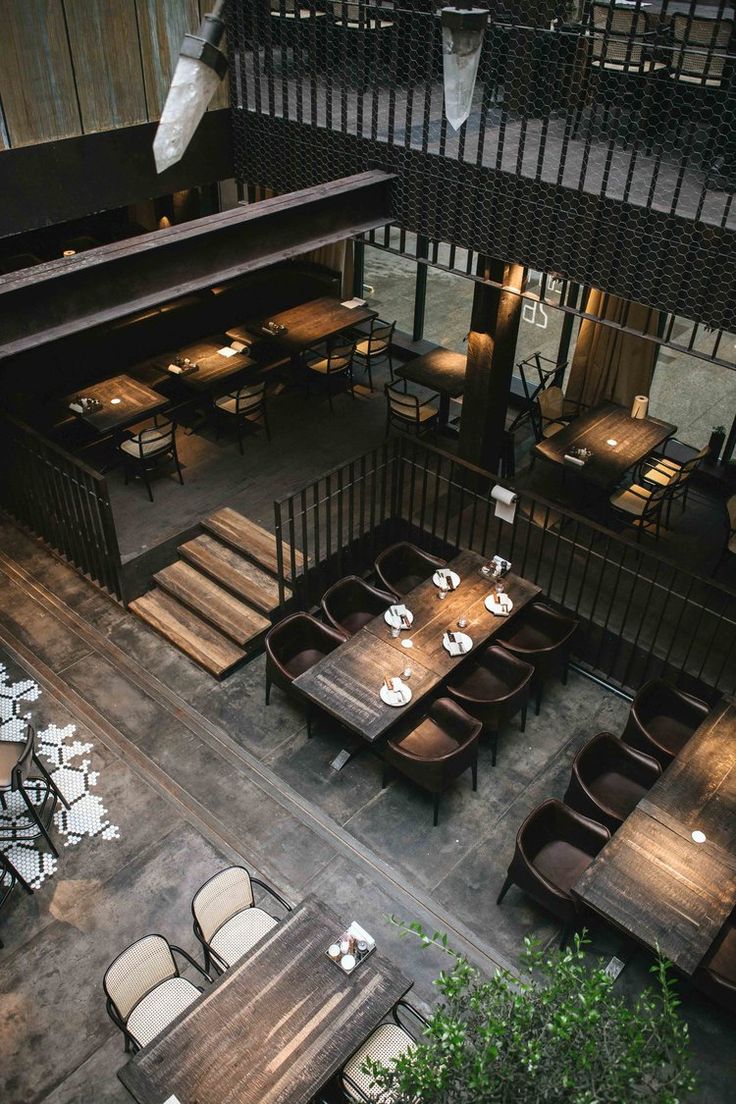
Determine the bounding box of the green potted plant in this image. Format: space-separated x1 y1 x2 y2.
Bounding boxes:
709 425 726 462
366 923 695 1103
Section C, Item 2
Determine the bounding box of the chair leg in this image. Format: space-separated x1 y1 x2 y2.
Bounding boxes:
3 853 34 894
19 783 58 857
559 922 573 950
263 409 272 442
496 873 513 905
306 706 314 738
490 732 498 768
142 467 153 503
520 702 527 732
265 670 271 705
382 760 391 789
471 751 478 791
535 681 542 716
432 792 441 828
33 754 70 810
561 660 569 687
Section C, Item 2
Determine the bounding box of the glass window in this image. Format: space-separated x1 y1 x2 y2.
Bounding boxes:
362 245 417 335
422 265 475 352
649 346 736 449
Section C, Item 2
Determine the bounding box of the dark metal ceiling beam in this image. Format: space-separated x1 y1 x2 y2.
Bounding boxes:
0 171 394 359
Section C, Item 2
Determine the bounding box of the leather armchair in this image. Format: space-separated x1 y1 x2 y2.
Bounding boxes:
564 732 661 833
383 698 482 826
265 613 346 736
320 575 396 636
446 644 534 766
374 541 446 596
495 601 578 714
693 915 736 1015
497 797 610 947
621 679 709 767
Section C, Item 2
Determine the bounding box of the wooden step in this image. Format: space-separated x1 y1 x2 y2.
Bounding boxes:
129 589 246 679
179 533 282 615
202 507 304 580
154 561 270 649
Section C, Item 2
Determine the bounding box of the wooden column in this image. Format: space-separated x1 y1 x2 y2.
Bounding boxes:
459 257 525 474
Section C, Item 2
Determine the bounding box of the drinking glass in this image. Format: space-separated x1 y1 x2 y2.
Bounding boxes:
390 624 400 639
402 665 413 680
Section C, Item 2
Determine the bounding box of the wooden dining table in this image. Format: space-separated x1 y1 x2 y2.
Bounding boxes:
118 895 411 1104
161 336 261 394
66 373 168 435
533 401 677 489
394 347 466 428
574 698 736 974
226 296 377 357
295 549 540 744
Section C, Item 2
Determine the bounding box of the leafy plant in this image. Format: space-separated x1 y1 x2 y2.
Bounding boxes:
712 425 726 434
364 922 695 1104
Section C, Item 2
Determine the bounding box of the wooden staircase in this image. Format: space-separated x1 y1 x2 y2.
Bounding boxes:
129 509 299 679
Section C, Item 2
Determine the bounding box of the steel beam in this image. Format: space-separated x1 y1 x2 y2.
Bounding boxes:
0 171 394 359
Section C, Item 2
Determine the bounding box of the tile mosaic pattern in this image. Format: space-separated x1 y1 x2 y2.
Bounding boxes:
0 663 119 888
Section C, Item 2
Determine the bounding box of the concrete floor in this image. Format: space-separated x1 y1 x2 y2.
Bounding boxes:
0 519 733 1102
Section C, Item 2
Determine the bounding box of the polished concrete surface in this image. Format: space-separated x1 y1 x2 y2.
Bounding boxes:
0 519 732 1102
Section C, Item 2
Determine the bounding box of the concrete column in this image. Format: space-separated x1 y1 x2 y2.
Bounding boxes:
459 257 525 474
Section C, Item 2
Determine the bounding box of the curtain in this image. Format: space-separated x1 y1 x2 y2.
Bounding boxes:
300 240 355 299
566 290 660 410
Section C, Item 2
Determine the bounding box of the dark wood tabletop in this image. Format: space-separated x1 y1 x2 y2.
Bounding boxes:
395 348 467 427
574 699 736 974
171 348 260 393
67 373 168 434
363 549 540 678
225 296 377 355
296 549 539 742
533 401 677 488
119 895 411 1104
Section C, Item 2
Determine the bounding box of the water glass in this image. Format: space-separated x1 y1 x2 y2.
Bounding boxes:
402 665 413 680
457 616 468 630
389 624 400 639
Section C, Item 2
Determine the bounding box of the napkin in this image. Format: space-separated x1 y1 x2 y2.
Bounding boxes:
348 920 375 949
341 297 367 309
168 363 184 374
563 453 584 467
384 677 407 704
217 346 238 358
495 595 512 614
443 632 467 656
69 402 83 413
390 603 410 620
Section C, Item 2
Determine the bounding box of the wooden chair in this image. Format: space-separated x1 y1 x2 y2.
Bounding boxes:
304 340 355 412
639 441 708 521
214 381 270 453
351 318 395 391
536 386 576 441
341 999 427 1101
667 14 733 161
608 479 669 542
119 416 183 503
385 382 438 438
191 865 292 973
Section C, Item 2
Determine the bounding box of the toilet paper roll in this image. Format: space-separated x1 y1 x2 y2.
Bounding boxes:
492 484 517 523
631 395 649 420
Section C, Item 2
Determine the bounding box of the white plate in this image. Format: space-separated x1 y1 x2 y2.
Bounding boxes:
433 569 460 590
384 605 414 629
442 632 473 656
485 595 514 616
379 682 412 707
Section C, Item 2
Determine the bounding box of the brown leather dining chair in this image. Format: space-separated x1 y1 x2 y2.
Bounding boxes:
265 613 346 737
321 575 396 636
495 601 579 714
693 912 736 1015
382 698 482 827
621 678 709 768
374 541 446 596
446 644 534 766
564 732 661 834
497 798 610 948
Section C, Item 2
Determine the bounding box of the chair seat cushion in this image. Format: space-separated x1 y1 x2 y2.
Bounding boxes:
533 839 595 894
210 907 278 968
644 712 696 755
343 1022 414 1101
284 646 329 678
120 437 170 458
542 420 567 438
588 770 648 819
355 338 389 356
593 59 666 73
340 610 376 634
610 485 653 516
0 740 23 788
127 976 200 1048
642 464 678 487
389 716 459 760
452 661 529 703
308 356 350 374
500 623 562 653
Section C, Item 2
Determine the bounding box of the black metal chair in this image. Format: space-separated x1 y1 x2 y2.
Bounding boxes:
340 998 427 1101
0 723 69 858
213 381 271 452
119 416 183 503
351 318 395 390
304 340 356 412
191 865 292 973
385 381 439 438
0 851 23 948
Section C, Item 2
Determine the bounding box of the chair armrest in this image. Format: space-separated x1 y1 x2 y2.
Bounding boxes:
393 998 429 1036
251 876 293 912
171 944 214 983
418 393 440 408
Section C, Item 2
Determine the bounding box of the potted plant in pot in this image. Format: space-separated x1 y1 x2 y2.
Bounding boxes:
709 425 726 462
365 923 695 1103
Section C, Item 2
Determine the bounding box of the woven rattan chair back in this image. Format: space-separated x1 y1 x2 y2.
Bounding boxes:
192 866 255 944
128 420 175 460
232 382 266 414
104 935 178 1022
592 4 650 68
538 385 564 422
672 15 732 83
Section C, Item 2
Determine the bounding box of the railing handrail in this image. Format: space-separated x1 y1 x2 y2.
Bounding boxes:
0 410 109 483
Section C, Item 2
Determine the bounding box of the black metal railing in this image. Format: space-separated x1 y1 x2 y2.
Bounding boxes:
0 414 123 601
273 436 736 698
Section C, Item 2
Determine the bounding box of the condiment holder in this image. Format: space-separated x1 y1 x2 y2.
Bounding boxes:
326 921 376 975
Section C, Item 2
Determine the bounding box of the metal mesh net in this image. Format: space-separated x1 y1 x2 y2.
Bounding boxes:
229 1 736 331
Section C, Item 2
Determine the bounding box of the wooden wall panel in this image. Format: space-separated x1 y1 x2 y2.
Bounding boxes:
63 0 148 132
135 0 200 119
0 0 81 147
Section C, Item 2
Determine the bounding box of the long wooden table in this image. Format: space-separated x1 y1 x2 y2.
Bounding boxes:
295 549 540 743
574 699 736 974
119 895 411 1104
226 296 377 356
533 401 677 489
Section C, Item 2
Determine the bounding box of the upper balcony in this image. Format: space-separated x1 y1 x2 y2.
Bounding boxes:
231 1 736 327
